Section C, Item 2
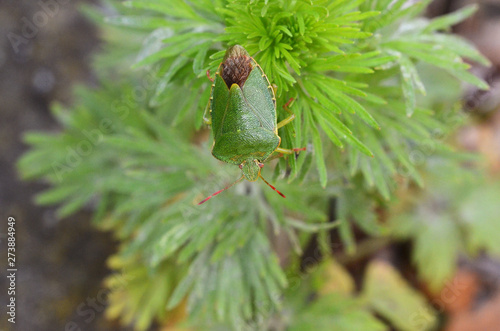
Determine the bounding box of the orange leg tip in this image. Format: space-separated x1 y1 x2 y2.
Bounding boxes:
283 97 294 109
206 70 214 82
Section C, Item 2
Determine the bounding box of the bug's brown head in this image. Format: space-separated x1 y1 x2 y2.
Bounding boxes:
221 45 253 89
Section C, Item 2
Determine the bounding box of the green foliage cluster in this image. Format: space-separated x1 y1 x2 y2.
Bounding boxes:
18 0 498 330
389 160 500 291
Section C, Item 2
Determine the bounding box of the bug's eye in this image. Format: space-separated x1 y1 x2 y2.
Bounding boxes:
239 164 243 169
258 163 264 168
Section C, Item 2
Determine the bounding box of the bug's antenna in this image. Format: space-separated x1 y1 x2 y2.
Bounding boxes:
198 175 245 205
259 175 286 198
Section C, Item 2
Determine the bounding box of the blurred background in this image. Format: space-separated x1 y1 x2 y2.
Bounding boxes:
1 0 500 330
0 0 120 330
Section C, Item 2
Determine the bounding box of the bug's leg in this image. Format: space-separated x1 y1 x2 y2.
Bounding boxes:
263 152 283 162
277 97 296 129
206 70 214 82
275 147 306 155
203 102 212 125
274 97 306 153
283 97 295 112
204 70 216 125
277 115 295 129
264 147 306 163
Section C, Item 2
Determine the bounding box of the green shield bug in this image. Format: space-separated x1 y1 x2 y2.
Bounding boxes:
199 45 305 204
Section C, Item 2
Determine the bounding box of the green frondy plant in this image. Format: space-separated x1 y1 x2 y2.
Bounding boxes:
18 0 494 330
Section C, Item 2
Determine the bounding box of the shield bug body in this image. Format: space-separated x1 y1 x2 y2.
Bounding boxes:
199 45 304 204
